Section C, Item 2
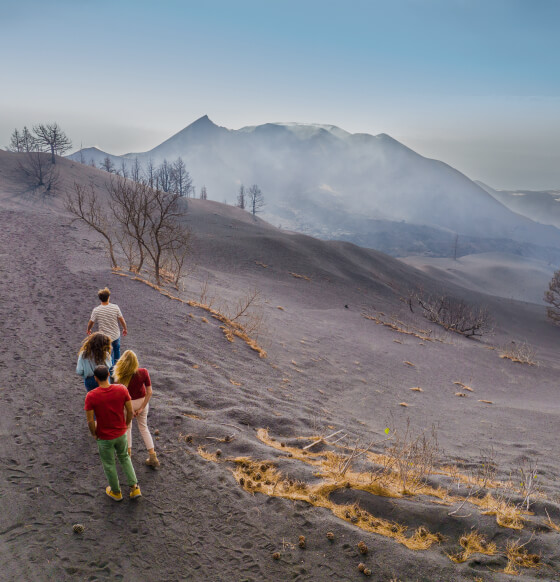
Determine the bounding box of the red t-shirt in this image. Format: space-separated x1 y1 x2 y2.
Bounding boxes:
127 368 151 400
84 384 131 440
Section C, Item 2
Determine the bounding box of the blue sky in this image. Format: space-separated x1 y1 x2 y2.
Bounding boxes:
1 0 559 189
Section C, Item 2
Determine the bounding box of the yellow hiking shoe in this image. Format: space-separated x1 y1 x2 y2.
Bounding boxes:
129 484 142 499
105 486 123 501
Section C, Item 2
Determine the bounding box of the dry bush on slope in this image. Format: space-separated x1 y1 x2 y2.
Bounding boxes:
499 341 538 366
408 289 492 337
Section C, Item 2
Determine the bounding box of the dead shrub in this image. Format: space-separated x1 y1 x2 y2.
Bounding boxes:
413 292 492 337
384 421 439 494
499 341 537 366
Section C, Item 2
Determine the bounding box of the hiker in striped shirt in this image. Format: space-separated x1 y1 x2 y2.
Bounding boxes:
87 287 128 366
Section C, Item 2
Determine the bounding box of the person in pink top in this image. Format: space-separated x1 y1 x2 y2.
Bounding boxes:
114 350 159 468
85 365 142 501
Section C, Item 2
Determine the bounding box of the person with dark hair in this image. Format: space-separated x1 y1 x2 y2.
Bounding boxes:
86 287 128 366
85 365 141 501
76 332 113 391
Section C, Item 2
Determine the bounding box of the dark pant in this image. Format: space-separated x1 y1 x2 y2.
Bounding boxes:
111 338 121 366
84 376 98 392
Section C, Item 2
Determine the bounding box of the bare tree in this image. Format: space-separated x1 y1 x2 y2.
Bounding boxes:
100 156 116 173
32 122 72 164
453 233 459 261
8 126 36 152
17 151 60 193
141 186 190 285
200 185 208 200
544 269 560 325
236 184 245 209
118 160 129 178
170 157 193 197
130 157 142 182
145 158 156 187
156 159 172 192
65 182 118 268
104 176 191 285
247 184 264 216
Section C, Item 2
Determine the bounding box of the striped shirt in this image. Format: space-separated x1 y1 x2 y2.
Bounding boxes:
90 303 123 341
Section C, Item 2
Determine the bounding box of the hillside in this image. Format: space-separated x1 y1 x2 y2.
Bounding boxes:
2 152 560 581
479 181 560 230
68 117 560 262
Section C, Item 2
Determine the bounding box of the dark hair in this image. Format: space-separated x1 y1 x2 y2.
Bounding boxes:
98 287 111 302
93 365 110 381
78 332 112 364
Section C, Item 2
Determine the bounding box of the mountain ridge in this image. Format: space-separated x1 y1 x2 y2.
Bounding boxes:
68 117 560 262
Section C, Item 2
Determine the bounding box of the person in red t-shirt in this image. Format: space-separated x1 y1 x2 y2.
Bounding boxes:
114 350 159 468
85 365 142 501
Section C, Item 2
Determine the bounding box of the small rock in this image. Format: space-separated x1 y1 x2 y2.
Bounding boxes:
272 552 280 560
326 531 335 541
358 563 366 572
154 429 160 436
72 523 85 534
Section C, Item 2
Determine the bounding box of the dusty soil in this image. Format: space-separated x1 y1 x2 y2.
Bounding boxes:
1 152 560 581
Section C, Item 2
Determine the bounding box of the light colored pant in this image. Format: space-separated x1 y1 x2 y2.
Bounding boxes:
127 398 154 451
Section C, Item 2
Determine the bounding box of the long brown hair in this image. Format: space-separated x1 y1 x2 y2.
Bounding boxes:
79 332 112 364
114 350 139 387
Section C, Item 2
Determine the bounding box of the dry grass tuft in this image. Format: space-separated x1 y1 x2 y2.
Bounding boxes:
255 261 268 268
545 510 560 532
403 361 415 367
197 446 220 462
182 413 202 420
277 306 284 310
503 539 540 574
478 399 494 404
398 402 409 407
229 379 242 386
477 494 524 529
410 387 423 392
361 312 436 342
453 381 473 392
448 531 497 563
455 392 467 398
289 272 311 281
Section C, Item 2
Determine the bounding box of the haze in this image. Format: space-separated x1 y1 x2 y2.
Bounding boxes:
1 0 559 190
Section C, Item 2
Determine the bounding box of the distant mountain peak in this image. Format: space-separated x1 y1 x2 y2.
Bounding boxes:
190 114 215 127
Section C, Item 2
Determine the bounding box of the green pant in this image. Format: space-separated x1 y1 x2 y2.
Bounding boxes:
97 433 137 493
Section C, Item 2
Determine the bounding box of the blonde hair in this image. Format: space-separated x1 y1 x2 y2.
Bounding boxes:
114 350 139 387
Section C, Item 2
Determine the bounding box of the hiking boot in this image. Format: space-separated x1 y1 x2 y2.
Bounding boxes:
130 484 142 499
145 452 160 468
105 486 123 501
